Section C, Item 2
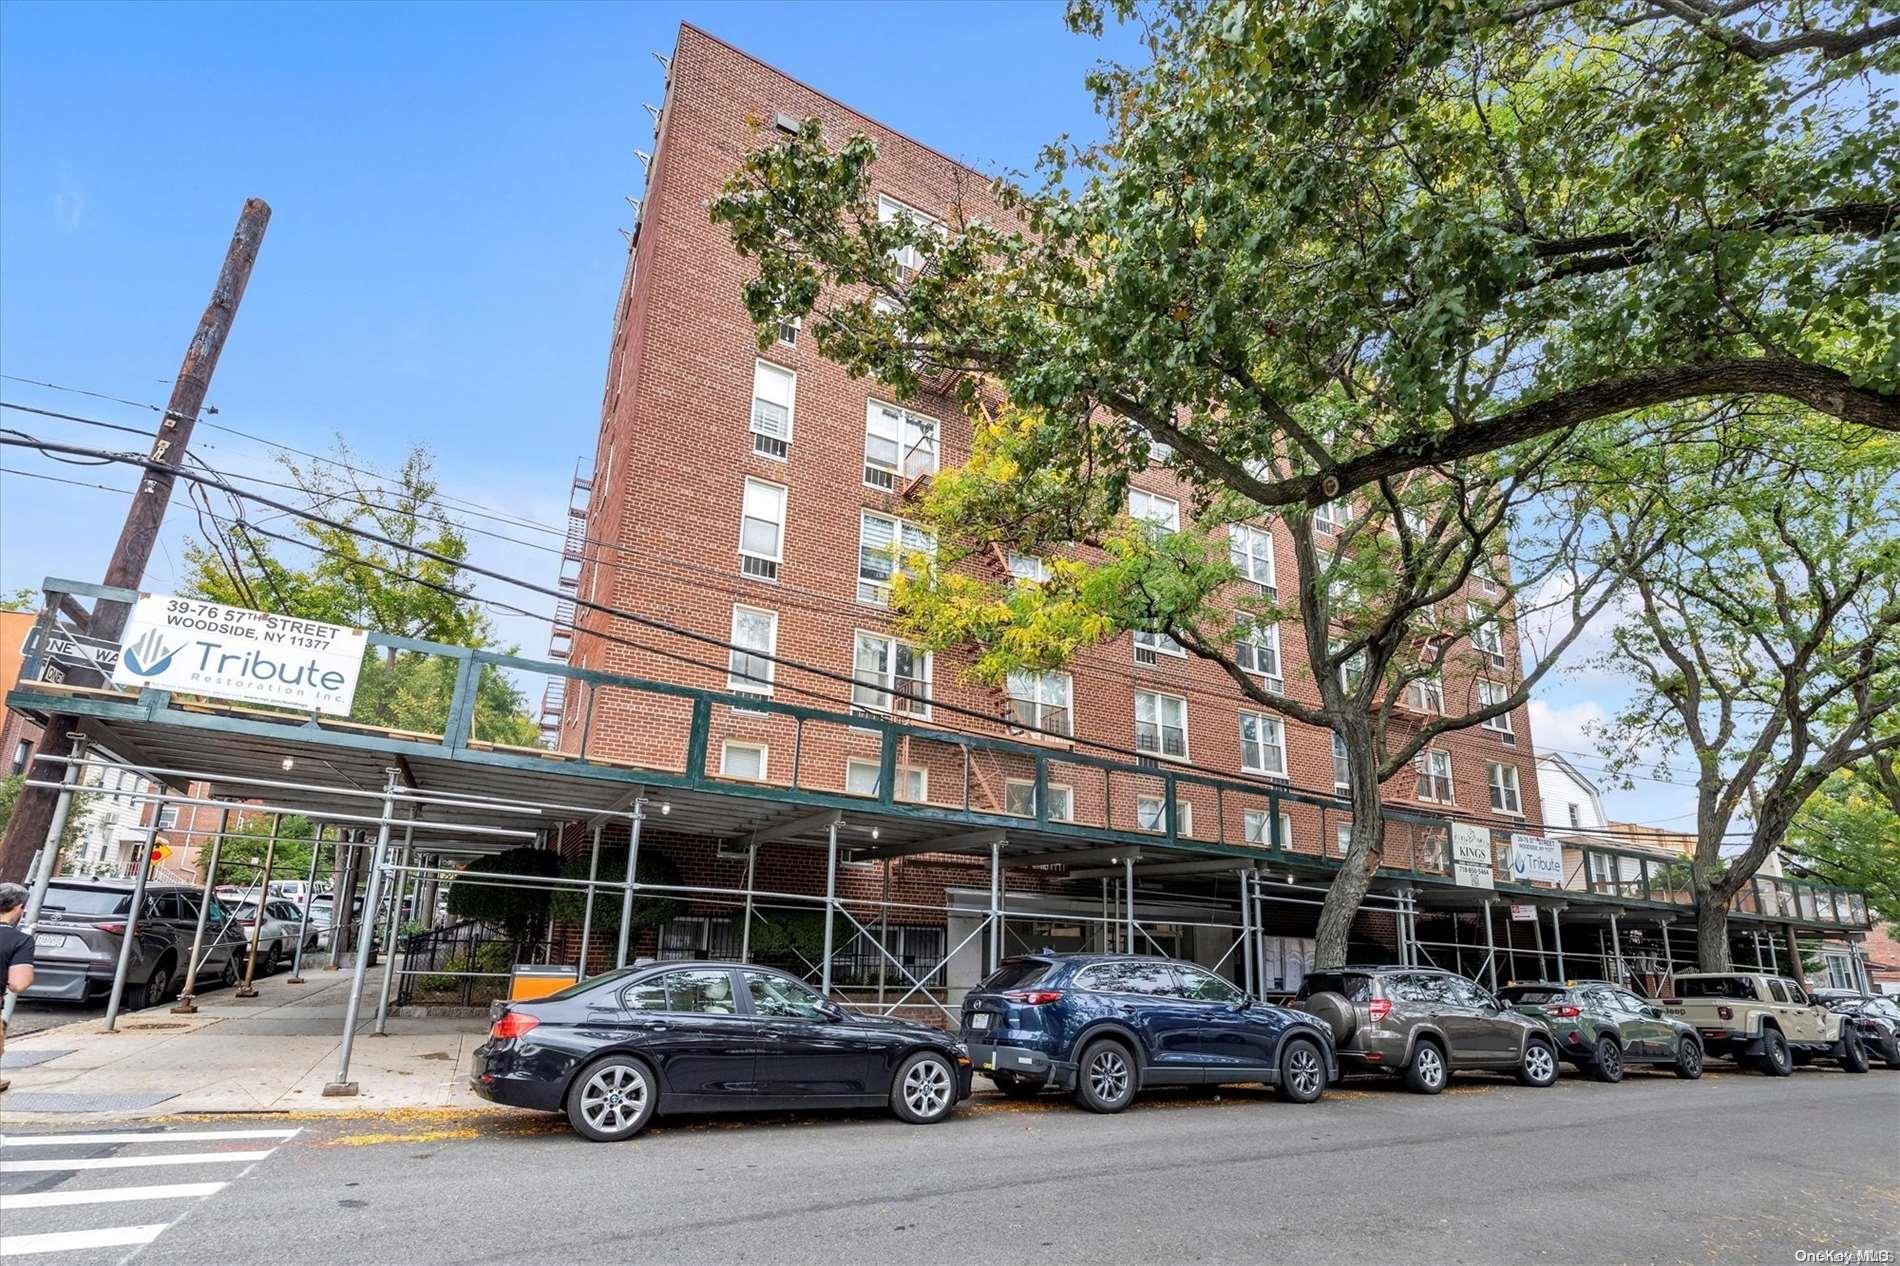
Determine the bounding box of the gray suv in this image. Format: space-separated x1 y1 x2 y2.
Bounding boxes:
1294 966 1560 1094
25 879 247 1009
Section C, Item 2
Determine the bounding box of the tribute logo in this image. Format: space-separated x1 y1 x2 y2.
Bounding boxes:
121 628 183 677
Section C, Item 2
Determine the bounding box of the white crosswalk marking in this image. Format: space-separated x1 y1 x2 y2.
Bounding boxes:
0 1126 297 1256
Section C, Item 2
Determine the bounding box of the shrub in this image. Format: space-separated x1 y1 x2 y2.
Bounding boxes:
444 847 562 943
548 845 685 946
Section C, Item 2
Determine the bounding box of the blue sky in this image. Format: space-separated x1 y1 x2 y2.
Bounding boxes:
0 0 1698 831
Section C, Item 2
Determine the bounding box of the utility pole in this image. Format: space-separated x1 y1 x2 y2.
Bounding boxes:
0 198 270 882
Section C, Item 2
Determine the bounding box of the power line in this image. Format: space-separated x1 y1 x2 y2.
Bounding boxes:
0 429 1753 841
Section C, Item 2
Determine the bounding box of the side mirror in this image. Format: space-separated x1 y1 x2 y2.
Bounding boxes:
1644 1006 1663 1019
820 1001 847 1022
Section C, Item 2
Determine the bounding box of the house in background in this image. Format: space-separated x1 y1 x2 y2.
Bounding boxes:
1 608 46 782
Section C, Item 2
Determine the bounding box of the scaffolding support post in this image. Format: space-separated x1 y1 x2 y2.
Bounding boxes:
740 844 758 965
1531 906 1547 978
820 819 840 996
1550 906 1566 980
988 840 1001 970
1852 939 1873 997
372 825 414 1036
324 771 399 1096
578 823 602 978
326 833 356 971
172 804 234 1014
616 800 646 969
1123 855 1135 951
286 822 325 984
235 812 282 998
103 804 167 1032
1609 910 1626 984
875 857 889 1006
1660 918 1675 985
3 735 90 1024
1481 898 1499 993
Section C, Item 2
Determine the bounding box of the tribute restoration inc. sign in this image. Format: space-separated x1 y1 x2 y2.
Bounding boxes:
1450 823 1496 890
112 595 368 715
1508 832 1565 885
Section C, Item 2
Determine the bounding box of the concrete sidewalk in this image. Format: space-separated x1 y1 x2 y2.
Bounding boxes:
1 968 491 1122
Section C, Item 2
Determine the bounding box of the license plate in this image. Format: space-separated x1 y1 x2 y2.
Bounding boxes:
34 933 69 952
971 1012 993 1031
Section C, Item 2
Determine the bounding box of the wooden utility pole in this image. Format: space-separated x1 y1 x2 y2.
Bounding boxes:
0 198 271 882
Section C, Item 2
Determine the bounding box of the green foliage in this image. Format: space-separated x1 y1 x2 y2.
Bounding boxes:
1 772 96 867
0 588 36 612
178 443 538 746
1787 758 1900 928
547 845 685 945
445 847 562 943
208 812 321 890
748 910 829 965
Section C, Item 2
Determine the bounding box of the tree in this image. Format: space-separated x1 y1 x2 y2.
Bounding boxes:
0 772 96 872
1596 412 1900 969
179 443 538 745
0 589 35 612
445 846 562 944
1785 753 1900 928
547 845 685 949
207 812 322 893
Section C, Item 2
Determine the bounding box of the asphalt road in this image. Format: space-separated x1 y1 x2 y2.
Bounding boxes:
3 1064 1896 1265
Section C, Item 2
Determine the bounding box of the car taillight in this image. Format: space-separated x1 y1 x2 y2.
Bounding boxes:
490 1012 540 1041
1367 998 1392 1022
1549 1005 1582 1018
1662 998 1681 1006
95 922 126 934
1717 1005 1733 1020
1002 989 1064 1006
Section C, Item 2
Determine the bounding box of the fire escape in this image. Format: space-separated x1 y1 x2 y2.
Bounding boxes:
538 457 595 747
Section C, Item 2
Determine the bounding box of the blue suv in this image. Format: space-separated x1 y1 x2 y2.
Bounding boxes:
960 953 1338 1112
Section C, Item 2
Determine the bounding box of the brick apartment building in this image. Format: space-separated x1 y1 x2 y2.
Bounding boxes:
526 25 1552 986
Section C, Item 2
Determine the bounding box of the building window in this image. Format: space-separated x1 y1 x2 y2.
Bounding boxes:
1489 762 1523 815
1313 499 1351 535
857 510 935 606
1238 711 1286 777
852 632 931 718
739 478 787 580
776 315 800 347
1136 795 1192 835
720 741 768 782
1417 749 1455 803
1234 618 1282 692
1134 691 1189 760
1006 670 1072 737
1336 822 1354 856
863 400 939 490
1228 524 1276 592
727 605 777 696
155 804 180 830
1474 558 1503 595
878 194 942 273
1006 551 1049 585
1128 488 1180 534
1474 678 1511 730
1004 779 1073 821
1243 810 1293 848
749 360 795 459
1468 602 1507 667
1133 628 1185 666
1408 674 1445 714
1567 802 1582 829
1337 645 1367 693
8 739 29 776
845 757 926 803
1332 732 1350 792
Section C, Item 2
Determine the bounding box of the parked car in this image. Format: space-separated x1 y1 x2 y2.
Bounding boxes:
1660 973 1869 1075
24 878 247 1008
959 953 1337 1112
1811 990 1900 1070
306 894 364 949
221 897 317 972
472 961 973 1142
1293 966 1560 1094
1498 981 1704 1081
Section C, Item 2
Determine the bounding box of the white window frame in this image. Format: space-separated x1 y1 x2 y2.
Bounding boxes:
1243 810 1294 849
845 757 927 803
851 630 932 719
1417 748 1455 803
1229 523 1276 591
1004 778 1073 822
1477 679 1515 734
878 194 943 273
1128 488 1180 534
1006 551 1049 585
739 477 787 580
720 740 769 783
1134 690 1189 760
1468 602 1507 667
726 605 778 696
1133 628 1186 666
1336 822 1354 856
1006 670 1073 737
863 399 939 490
749 359 795 459
1238 710 1287 777
1234 618 1283 692
1332 732 1351 793
857 510 936 607
1408 673 1445 715
1136 795 1192 836
1313 499 1351 535
776 315 800 347
1488 762 1524 815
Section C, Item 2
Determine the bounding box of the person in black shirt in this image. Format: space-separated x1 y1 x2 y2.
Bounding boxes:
0 881 35 1094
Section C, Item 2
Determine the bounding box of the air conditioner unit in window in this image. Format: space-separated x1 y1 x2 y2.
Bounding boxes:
864 464 896 491
741 555 779 581
1134 644 1157 667
754 433 789 459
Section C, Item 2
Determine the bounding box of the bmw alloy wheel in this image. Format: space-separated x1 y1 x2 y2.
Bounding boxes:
903 1057 952 1119
1089 1047 1131 1103
1287 1044 1323 1098
580 1063 649 1136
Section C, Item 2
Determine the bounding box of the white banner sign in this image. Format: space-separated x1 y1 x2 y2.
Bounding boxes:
112 595 367 715
1508 832 1564 885
1450 823 1495 890
1510 903 1537 922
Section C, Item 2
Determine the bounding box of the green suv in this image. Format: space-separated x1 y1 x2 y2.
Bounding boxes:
1498 981 1704 1082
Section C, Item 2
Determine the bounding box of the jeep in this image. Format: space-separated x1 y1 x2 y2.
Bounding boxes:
1660 972 1870 1076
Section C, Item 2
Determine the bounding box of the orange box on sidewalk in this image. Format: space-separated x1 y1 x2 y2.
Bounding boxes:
508 965 579 1001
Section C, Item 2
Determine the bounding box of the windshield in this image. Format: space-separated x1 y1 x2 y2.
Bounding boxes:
977 959 1053 992
1297 972 1372 1002
1677 977 1759 1000
40 886 132 917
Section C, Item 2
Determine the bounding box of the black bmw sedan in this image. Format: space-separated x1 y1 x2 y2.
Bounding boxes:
471 960 975 1141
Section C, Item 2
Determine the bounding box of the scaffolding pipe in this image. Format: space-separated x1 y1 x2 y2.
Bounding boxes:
876 857 889 1005
1609 910 1626 984
1660 919 1675 984
988 840 1002 970
172 804 234 1014
1551 906 1566 980
287 823 325 984
103 808 167 1032
324 772 400 1096
372 827 414 1035
577 824 602 978
235 813 283 998
616 800 646 969
820 819 839 996
1124 855 1135 951
327 833 357 971
1239 871 1255 993
740 844 758 965
1481 899 1498 993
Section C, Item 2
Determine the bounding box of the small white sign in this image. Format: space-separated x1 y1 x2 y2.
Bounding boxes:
112 595 367 715
1510 903 1537 922
1451 823 1495 890
21 626 121 673
1508 832 1564 885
